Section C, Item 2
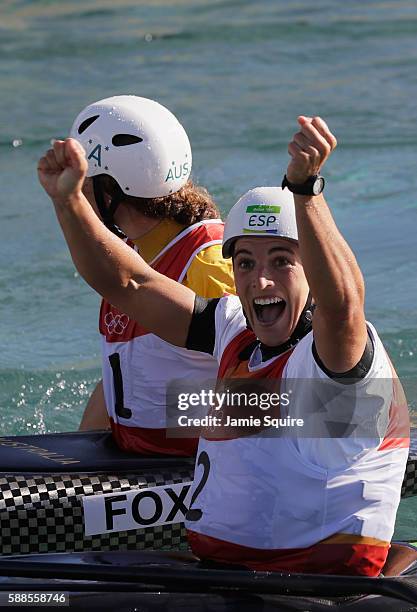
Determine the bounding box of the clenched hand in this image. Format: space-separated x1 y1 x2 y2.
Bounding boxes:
287 116 337 185
37 138 88 205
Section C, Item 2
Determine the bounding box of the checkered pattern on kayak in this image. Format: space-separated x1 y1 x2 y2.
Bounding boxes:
0 469 191 555
402 433 417 498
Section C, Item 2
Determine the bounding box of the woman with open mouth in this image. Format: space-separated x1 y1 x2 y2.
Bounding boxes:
38 114 409 578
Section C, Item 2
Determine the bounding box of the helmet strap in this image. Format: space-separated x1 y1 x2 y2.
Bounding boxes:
92 176 127 239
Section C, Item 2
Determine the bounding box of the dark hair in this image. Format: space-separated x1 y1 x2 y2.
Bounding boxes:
100 176 220 225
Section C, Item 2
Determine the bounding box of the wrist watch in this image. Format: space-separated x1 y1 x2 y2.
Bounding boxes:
282 174 325 196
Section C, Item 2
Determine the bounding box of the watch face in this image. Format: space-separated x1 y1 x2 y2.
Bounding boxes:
312 177 325 195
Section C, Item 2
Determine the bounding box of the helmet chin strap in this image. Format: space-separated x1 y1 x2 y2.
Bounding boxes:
92 176 127 239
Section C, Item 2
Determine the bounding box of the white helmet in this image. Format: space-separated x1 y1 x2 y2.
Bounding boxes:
70 95 192 198
222 187 298 258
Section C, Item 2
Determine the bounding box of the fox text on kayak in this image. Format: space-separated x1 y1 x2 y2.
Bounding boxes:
82 481 193 536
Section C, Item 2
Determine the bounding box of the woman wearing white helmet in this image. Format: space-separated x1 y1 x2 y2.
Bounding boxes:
69 95 234 455
38 115 408 576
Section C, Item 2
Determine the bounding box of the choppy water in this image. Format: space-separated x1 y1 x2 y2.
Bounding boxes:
1 0 417 538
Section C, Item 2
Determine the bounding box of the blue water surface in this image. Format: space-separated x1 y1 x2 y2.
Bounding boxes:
0 0 416 538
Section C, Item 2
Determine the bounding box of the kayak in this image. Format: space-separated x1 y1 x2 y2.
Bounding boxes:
0 431 194 556
1 546 417 610
1 429 416 556
1 430 417 609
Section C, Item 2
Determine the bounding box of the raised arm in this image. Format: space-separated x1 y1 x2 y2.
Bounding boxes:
286 116 367 373
37 139 195 347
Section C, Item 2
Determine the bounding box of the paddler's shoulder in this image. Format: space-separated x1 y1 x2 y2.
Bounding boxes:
184 244 236 298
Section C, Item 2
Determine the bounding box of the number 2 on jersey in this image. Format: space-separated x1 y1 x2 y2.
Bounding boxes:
186 451 210 521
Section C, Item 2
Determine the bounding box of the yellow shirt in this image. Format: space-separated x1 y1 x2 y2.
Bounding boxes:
133 219 235 298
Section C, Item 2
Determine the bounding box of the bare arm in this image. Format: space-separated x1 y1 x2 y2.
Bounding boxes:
37 139 195 347
286 116 367 373
79 380 110 431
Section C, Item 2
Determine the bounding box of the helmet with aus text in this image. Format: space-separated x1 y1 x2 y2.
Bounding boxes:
70 95 192 199
222 187 298 258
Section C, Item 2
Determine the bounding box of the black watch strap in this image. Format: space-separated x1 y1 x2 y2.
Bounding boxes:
282 174 325 196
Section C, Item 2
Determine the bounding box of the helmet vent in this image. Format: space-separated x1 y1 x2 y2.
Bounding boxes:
112 134 143 147
78 115 99 134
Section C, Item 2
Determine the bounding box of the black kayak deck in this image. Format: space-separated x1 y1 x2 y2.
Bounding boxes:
0 431 194 474
1 549 417 610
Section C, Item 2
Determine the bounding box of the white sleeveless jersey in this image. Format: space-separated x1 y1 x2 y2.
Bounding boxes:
186 295 409 575
100 220 225 455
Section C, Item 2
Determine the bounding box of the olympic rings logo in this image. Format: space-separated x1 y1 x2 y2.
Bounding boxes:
104 313 130 335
